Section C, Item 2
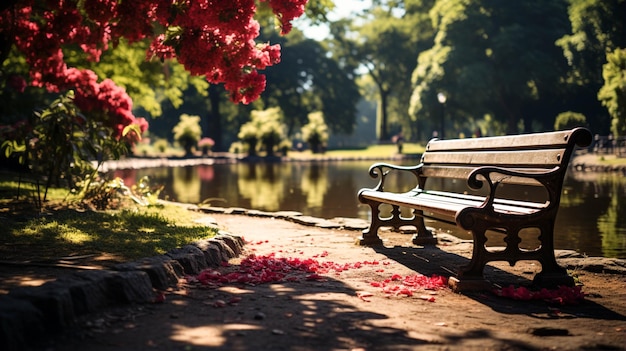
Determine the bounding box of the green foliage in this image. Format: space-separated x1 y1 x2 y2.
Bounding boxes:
553 0 626 135
153 138 170 153
238 107 287 156
598 48 626 136
557 0 626 87
554 111 587 130
262 30 360 136
1 91 129 207
77 175 163 211
229 141 245 154
301 111 329 153
350 0 436 140
172 114 203 156
410 0 571 136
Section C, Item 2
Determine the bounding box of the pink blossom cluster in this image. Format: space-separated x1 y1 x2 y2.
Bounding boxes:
493 285 585 305
198 137 215 147
195 252 384 287
1 0 308 140
369 273 448 298
193 250 448 304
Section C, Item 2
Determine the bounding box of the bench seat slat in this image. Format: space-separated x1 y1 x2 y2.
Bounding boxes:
418 190 547 211
360 190 543 218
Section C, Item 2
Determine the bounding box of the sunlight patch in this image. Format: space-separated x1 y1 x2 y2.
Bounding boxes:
60 230 91 244
171 324 260 346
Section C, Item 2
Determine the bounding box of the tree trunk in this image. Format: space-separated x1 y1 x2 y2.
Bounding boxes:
377 88 390 141
207 84 223 151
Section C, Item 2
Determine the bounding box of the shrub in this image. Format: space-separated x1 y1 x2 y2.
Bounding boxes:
554 111 587 131
301 111 329 153
1 91 133 206
238 107 286 156
173 114 202 156
153 138 169 154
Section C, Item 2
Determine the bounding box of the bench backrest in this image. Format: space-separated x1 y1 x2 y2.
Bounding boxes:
419 128 593 198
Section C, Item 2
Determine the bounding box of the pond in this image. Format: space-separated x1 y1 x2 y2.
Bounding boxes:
112 160 626 259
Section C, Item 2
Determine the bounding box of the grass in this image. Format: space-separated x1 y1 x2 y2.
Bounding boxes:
133 141 426 160
596 154 626 166
289 143 425 159
0 177 218 264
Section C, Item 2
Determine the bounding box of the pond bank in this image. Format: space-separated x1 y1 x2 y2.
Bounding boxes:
96 152 419 172
98 152 622 172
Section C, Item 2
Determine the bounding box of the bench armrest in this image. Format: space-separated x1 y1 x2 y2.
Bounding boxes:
467 166 561 208
366 162 422 191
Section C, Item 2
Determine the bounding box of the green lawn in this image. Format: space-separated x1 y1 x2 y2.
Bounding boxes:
0 177 218 263
289 143 425 159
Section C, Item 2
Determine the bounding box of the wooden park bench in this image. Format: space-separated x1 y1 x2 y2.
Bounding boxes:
357 128 592 291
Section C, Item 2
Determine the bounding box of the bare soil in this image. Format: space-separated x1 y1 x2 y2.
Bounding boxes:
6 213 626 351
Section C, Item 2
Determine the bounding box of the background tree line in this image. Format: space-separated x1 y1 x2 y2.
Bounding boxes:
2 0 625 154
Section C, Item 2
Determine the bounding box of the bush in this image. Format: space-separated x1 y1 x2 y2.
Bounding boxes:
554 111 587 131
301 111 329 153
238 107 286 156
1 91 131 206
153 138 169 154
172 114 202 156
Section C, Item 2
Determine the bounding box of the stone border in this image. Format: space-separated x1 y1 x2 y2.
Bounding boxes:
192 205 371 231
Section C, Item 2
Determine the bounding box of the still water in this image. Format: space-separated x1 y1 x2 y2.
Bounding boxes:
112 160 626 259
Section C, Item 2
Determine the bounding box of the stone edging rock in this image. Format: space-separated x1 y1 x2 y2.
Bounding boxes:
191 205 371 231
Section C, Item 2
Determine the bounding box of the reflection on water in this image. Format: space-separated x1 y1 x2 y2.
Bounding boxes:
112 161 626 258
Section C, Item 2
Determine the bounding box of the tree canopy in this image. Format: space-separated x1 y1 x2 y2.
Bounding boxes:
409 0 571 136
1 0 309 143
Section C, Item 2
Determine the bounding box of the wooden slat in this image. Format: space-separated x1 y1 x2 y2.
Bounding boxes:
420 166 552 186
425 129 574 152
421 149 567 167
420 190 547 210
360 190 543 218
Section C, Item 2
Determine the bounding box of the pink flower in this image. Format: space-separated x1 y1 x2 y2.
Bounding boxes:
198 137 215 147
1 0 309 105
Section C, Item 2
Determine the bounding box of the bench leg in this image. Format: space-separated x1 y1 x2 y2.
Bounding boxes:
411 210 437 246
357 203 437 246
356 201 384 246
533 225 575 288
449 227 492 292
451 222 574 291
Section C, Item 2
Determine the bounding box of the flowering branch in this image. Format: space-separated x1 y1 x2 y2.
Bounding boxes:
1 0 309 140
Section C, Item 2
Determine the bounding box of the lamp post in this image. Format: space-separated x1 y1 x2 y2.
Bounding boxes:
437 92 447 140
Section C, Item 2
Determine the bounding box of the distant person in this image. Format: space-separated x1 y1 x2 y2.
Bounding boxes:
392 133 404 154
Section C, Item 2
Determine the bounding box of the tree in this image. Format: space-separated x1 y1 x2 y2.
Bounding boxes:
261 28 360 136
409 0 570 136
172 114 203 157
334 0 436 141
238 107 287 156
554 111 587 131
598 48 626 136
301 111 329 153
0 0 309 148
556 0 626 134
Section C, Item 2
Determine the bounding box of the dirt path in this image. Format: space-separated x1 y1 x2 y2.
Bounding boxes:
39 213 626 350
